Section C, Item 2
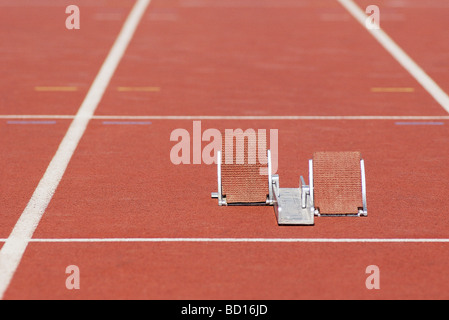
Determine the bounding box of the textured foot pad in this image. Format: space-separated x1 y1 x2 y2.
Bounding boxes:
313 151 363 214
221 131 268 204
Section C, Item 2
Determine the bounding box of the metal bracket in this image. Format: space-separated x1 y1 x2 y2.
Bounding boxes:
272 174 315 225
359 159 368 216
211 150 227 206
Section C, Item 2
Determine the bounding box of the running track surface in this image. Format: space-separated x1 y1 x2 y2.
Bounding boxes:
1 0 449 300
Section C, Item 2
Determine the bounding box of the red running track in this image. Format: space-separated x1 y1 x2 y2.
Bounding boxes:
1 0 449 300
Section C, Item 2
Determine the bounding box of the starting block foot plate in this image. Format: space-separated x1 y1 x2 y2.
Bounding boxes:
274 188 314 225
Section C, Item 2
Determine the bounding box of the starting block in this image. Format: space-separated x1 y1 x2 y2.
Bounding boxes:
211 150 367 226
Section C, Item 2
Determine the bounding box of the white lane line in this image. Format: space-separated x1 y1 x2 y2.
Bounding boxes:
337 0 449 114
0 115 76 119
1 238 449 243
0 0 151 300
1 115 449 120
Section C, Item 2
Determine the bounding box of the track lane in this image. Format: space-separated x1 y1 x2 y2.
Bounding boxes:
31 119 449 240
0 0 135 115
0 121 71 238
96 0 444 117
0 0 148 299
354 0 449 101
5 242 449 299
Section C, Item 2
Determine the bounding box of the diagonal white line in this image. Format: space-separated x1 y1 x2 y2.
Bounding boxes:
0 0 151 299
337 0 449 114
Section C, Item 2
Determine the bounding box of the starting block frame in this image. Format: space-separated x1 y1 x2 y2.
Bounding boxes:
211 150 368 225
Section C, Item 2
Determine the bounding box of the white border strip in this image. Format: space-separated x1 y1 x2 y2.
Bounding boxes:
309 159 314 207
1 115 449 120
0 0 151 300
337 0 449 114
360 159 367 213
216 150 223 205
0 238 449 243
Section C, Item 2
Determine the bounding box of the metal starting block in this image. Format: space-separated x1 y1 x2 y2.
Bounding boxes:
211 150 367 226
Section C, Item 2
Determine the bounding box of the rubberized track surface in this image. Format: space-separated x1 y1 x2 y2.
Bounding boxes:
1 0 449 299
